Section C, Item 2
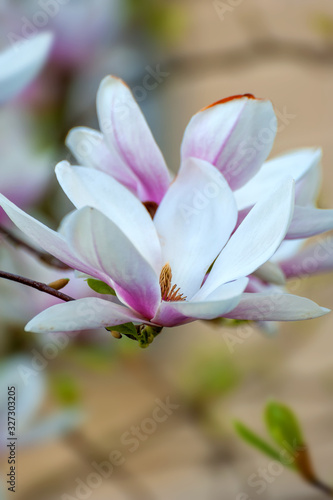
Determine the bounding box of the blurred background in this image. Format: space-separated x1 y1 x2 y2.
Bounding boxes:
1 0 333 498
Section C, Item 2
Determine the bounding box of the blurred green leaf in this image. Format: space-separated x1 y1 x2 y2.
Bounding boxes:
126 0 186 44
234 421 283 464
86 279 116 296
265 401 304 454
51 374 81 407
311 13 333 39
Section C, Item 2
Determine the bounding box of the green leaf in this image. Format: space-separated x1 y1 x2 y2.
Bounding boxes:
50 374 81 406
86 279 116 296
265 401 305 454
106 323 137 338
234 421 284 464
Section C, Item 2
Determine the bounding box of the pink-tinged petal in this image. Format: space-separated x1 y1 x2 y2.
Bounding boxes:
196 178 295 299
66 127 142 197
55 161 162 274
235 148 321 210
0 194 84 272
154 158 238 299
181 94 276 190
62 207 161 319
252 261 286 285
96 76 171 203
153 278 248 327
280 235 333 278
286 206 333 239
25 298 145 333
0 32 53 103
224 293 329 321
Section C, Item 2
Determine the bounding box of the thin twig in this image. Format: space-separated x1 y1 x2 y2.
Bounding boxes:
0 224 71 270
0 270 74 302
310 479 333 497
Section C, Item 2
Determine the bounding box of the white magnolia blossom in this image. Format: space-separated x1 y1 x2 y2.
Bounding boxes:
0 157 328 335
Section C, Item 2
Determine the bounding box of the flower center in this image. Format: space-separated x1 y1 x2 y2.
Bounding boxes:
159 263 186 302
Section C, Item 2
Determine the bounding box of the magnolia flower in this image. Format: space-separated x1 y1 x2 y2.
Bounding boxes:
3 0 123 70
0 32 53 103
0 158 328 343
0 109 52 222
66 76 333 238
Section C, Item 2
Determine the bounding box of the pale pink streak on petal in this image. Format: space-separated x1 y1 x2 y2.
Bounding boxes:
181 95 277 190
25 298 145 333
97 76 171 203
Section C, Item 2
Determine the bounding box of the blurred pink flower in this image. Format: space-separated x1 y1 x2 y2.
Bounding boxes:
0 110 52 223
0 32 53 103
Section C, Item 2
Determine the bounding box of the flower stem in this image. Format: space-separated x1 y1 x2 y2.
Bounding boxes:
0 270 74 302
0 224 71 270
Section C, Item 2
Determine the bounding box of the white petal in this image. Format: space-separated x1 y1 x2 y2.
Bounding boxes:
153 158 238 299
55 161 162 274
0 32 53 103
235 148 321 210
224 293 330 321
196 177 295 299
62 207 161 319
25 297 144 333
66 127 141 196
181 95 276 190
0 194 83 272
96 76 171 203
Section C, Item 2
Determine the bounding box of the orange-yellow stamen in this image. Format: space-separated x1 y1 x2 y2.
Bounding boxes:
159 263 186 302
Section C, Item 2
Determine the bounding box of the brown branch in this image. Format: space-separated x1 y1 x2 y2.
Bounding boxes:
0 270 74 302
0 224 71 270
